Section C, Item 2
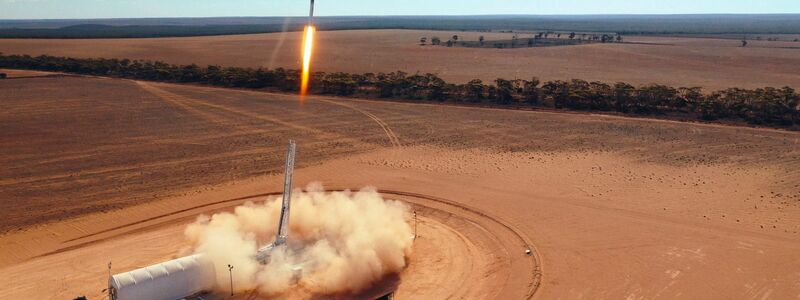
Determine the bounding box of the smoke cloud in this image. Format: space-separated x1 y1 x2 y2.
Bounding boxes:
184 183 414 296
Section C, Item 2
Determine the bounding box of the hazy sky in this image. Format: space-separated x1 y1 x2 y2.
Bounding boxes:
1 0 799 19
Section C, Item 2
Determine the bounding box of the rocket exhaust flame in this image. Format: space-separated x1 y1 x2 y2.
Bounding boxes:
300 0 316 99
300 25 315 99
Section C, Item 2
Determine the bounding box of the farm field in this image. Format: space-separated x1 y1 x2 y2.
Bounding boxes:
1 29 800 90
0 68 56 78
0 75 799 298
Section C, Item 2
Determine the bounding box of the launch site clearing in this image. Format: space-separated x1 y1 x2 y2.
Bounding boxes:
0 76 798 298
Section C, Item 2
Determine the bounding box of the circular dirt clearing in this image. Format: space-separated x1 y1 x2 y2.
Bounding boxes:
379 190 541 299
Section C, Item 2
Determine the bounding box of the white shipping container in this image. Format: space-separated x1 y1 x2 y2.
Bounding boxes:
109 254 216 300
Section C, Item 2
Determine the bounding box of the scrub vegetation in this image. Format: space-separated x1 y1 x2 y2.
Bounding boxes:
2 53 797 129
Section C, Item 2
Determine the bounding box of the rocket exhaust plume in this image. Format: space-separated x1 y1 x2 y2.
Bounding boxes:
300 0 316 99
183 184 414 296
299 25 315 99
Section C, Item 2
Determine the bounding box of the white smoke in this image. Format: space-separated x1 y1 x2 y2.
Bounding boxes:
184 183 414 296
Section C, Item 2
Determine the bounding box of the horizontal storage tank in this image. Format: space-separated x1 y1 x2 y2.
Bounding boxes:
109 254 216 300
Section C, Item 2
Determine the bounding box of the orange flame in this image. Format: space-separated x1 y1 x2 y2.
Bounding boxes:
300 25 315 99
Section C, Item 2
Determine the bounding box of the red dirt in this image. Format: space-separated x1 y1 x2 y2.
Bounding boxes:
1 76 799 298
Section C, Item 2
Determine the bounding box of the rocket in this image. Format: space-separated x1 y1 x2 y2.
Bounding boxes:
299 0 316 98
308 0 315 25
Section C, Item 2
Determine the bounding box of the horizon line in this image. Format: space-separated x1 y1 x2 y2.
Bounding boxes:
2 13 800 21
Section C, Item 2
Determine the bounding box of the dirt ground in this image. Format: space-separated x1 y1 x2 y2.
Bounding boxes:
1 29 800 90
1 76 799 299
0 68 57 78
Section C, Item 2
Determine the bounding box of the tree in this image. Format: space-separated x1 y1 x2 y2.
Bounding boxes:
479 35 485 46
375 71 408 98
404 73 430 99
743 87 798 125
465 79 485 103
569 32 576 39
613 82 635 112
431 37 441 46
697 93 724 120
678 87 704 113
588 82 613 110
321 72 358 95
565 79 591 109
542 80 570 108
522 77 541 104
424 73 447 101
635 84 677 114
494 79 515 104
419 37 427 45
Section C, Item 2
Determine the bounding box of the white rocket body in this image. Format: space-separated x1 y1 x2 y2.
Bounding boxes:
309 0 315 25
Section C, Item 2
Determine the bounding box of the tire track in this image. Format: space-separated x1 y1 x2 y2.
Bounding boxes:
1 82 398 192
137 81 249 131
320 99 402 148
140 82 383 150
181 95 382 149
0 128 288 177
141 82 321 135
0 138 352 187
0 148 270 187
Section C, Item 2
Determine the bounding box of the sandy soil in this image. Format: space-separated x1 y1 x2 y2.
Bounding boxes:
1 29 800 90
0 68 58 78
1 76 799 298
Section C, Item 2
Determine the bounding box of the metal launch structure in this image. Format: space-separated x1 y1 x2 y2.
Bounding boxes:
108 141 298 300
107 5 312 300
256 140 296 263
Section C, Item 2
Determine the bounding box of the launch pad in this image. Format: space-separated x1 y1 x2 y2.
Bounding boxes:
109 141 300 300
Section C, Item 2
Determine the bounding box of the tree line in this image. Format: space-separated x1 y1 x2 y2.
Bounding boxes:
421 32 620 49
1 53 798 129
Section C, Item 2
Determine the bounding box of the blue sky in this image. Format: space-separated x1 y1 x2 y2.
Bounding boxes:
1 0 798 19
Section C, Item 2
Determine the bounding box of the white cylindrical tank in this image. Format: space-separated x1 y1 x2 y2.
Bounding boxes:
109 254 216 300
